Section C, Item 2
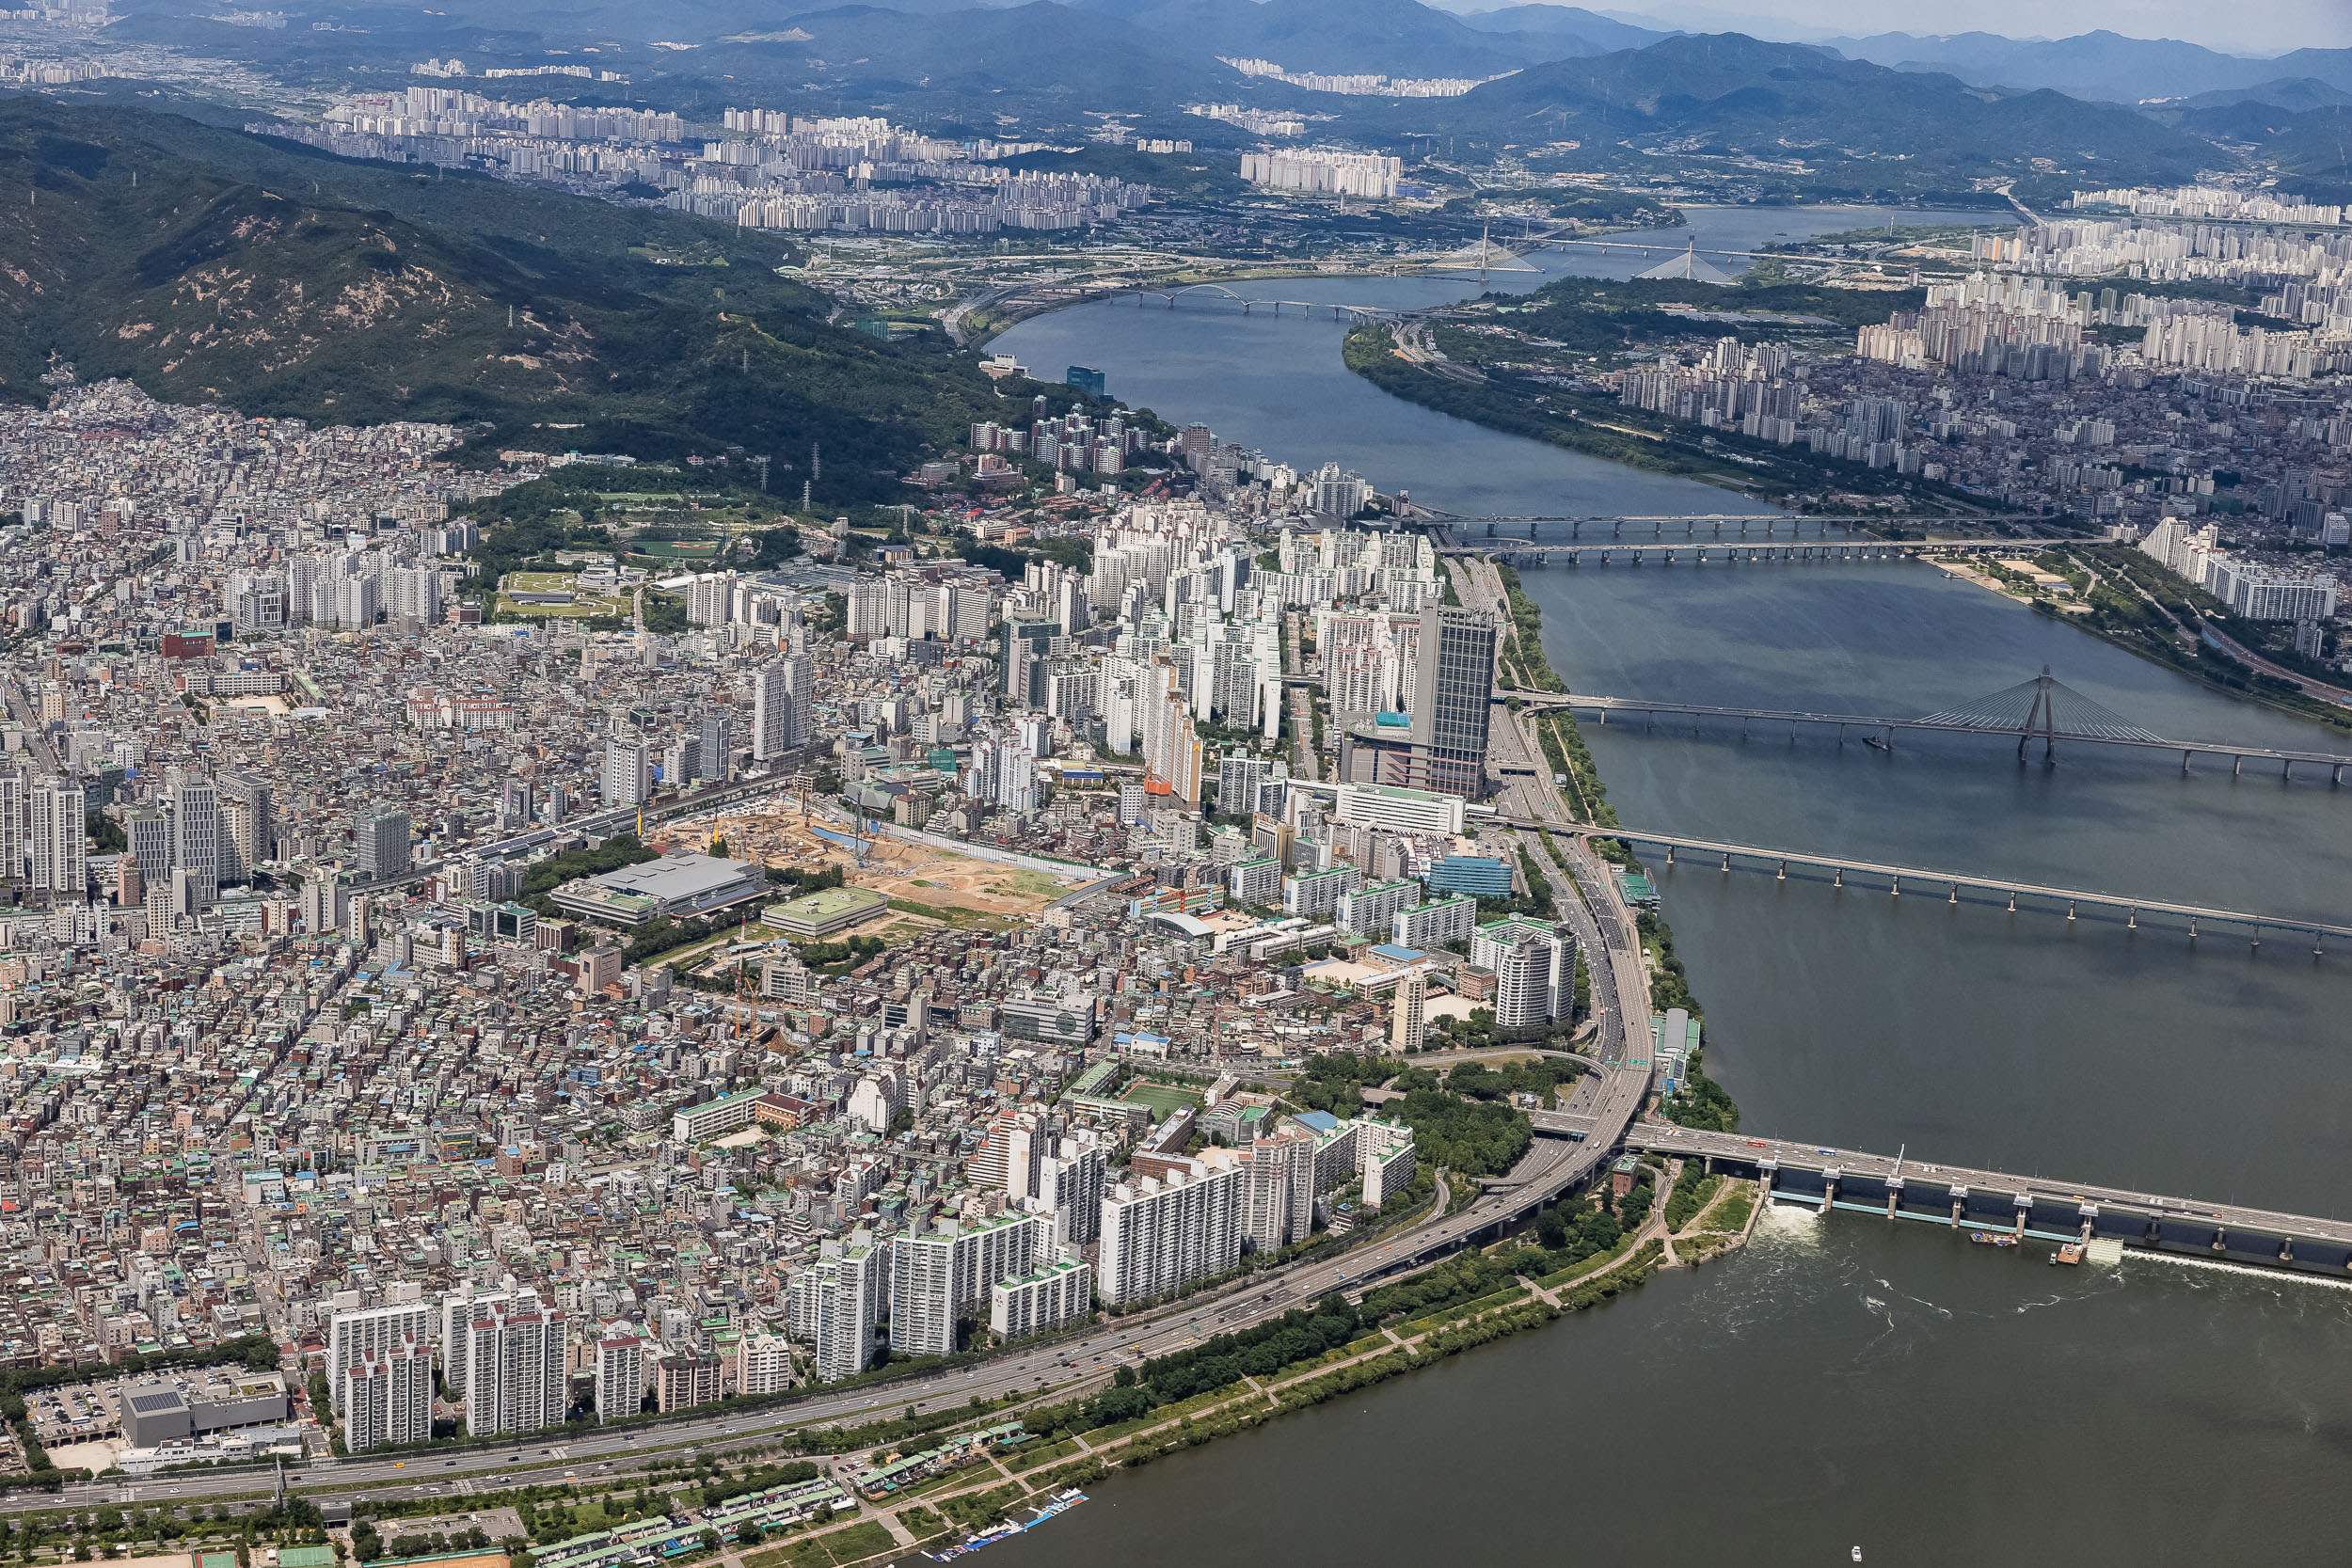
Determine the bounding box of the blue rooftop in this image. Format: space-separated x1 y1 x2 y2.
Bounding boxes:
1295 1110 1341 1133
1369 943 1423 962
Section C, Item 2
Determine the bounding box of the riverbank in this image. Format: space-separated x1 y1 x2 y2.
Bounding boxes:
1343 324 1781 496
776 1168 1767 1567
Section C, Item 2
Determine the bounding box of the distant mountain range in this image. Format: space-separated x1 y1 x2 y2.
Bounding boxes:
1378 34 2214 189
87 0 2352 197
1822 30 2352 106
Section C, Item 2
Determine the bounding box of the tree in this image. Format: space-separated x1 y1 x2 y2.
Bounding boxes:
696 1530 719 1552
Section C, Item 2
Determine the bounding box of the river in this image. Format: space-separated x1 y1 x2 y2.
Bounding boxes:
987 205 2352 1562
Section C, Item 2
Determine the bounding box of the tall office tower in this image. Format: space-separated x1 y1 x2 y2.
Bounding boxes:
1096 1151 1246 1307
461 1295 568 1437
437 1286 513 1398
218 771 276 870
27 774 85 896
737 1332 794 1397
888 1213 1048 1359
752 663 793 764
1410 603 1496 795
594 1329 644 1422
342 1336 433 1453
697 709 732 783
1338 603 1496 797
809 1231 885 1382
127 810 171 890
777 652 815 747
0 769 23 882
1242 1131 1316 1254
601 733 649 807
355 807 410 879
501 778 534 825
326 1299 434 1413
167 774 221 907
1034 1134 1110 1246
1471 916 1574 1030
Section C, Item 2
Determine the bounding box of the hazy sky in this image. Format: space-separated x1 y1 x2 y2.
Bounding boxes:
1440 0 2352 55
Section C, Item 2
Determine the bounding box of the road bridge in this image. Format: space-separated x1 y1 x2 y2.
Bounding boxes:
1625 1122 2352 1277
1512 822 2352 951
1503 672 2352 777
1120 283 1405 322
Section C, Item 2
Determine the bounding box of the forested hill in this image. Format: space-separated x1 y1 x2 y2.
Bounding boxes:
0 95 1008 499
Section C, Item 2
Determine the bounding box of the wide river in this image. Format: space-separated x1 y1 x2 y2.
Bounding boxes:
992 209 2352 1563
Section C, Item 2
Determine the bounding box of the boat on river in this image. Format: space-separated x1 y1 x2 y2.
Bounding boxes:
1968 1231 2019 1248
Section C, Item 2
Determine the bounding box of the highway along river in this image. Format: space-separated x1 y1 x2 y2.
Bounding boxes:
992 207 2352 1564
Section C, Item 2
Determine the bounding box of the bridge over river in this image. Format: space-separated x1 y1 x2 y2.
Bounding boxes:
1627 1123 2352 1276
1504 668 2352 773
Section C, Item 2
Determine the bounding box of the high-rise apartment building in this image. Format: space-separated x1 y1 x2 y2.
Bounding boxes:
437 1286 513 1398
326 1299 434 1414
1470 916 1574 1031
1097 1150 1245 1307
27 774 84 896
601 734 648 807
594 1330 644 1422
342 1336 433 1453
809 1231 884 1383
737 1332 794 1397
0 771 24 884
888 1213 1049 1358
653 1350 723 1412
752 663 794 763
461 1295 567 1437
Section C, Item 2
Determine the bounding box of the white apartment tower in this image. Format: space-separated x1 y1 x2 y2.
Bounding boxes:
594 1330 645 1423
342 1336 434 1453
27 775 84 895
810 1232 885 1382
888 1213 1049 1359
462 1295 568 1437
326 1299 434 1414
1096 1151 1245 1307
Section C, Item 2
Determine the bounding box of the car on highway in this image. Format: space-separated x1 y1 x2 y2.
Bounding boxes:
1747 1138 1768 1148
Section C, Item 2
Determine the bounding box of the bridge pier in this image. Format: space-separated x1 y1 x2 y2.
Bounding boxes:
2012 1194 2030 1236
2213 1227 2228 1253
1949 883 1959 905
1722 851 1731 872
1891 875 1900 897
2078 1204 2097 1243
2067 901 2075 921
2008 892 2016 912
1884 1176 1903 1217
2234 755 2243 776
1822 1169 1840 1211
2184 750 2193 773
1948 1186 1967 1227
1834 867 1843 889
1777 861 1786 881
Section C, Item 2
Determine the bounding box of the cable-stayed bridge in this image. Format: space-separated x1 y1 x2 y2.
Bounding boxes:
1506 668 2352 774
